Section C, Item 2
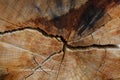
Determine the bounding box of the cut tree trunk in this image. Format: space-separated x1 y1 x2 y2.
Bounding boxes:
0 0 120 80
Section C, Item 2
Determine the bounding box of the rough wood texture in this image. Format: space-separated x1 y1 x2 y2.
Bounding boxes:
0 0 120 80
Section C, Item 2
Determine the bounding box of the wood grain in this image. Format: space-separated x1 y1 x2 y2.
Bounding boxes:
0 0 120 80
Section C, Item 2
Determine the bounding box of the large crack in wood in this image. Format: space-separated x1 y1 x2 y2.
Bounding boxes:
0 27 119 49
0 27 119 50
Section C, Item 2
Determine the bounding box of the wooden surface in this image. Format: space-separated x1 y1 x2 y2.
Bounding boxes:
0 0 120 80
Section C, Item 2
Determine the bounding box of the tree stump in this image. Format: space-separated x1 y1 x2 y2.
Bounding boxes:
0 0 120 80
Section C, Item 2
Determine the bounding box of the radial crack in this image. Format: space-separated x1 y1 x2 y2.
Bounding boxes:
56 43 66 80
